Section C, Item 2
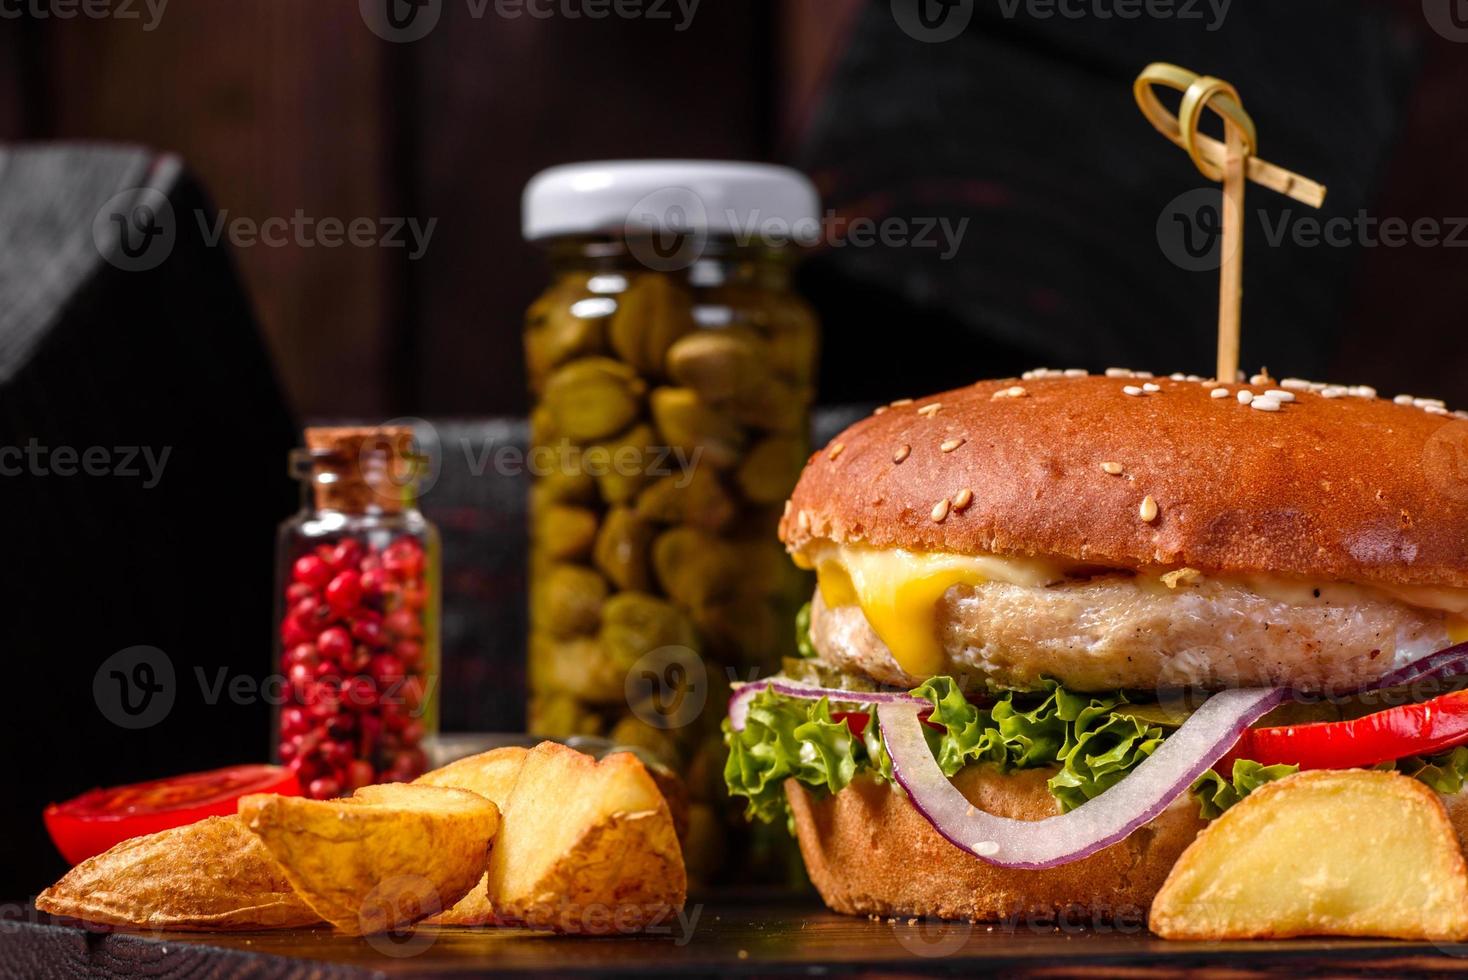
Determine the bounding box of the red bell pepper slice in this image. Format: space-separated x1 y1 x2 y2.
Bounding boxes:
1221 689 1468 773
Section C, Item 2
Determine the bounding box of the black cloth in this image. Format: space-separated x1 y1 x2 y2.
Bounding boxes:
0 144 298 897
799 0 1419 401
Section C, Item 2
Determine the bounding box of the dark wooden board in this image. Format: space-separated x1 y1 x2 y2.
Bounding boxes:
7 897 1468 978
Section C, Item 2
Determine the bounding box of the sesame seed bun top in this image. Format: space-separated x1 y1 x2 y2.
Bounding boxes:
780 373 1468 590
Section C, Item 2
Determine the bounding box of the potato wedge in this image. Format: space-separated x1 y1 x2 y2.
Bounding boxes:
1151 769 1468 941
484 741 685 933
239 783 498 935
35 815 320 931
414 747 530 925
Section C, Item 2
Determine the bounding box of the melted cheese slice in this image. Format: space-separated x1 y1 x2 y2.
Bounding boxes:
812 546 1069 677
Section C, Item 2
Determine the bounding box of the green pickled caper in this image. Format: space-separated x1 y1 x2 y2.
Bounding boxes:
532 464 598 507
726 376 809 433
665 328 769 402
651 527 741 608
609 274 694 376
599 591 697 670
533 504 599 561
608 714 680 770
525 282 609 392
692 595 780 668
529 634 624 704
729 539 792 597
650 387 746 469
736 435 807 505
593 507 656 592
542 357 646 443
634 467 736 531
590 422 657 505
529 693 604 737
531 563 609 638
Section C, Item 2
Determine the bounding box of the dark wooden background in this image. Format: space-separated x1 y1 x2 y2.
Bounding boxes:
0 0 862 420
4 0 1468 420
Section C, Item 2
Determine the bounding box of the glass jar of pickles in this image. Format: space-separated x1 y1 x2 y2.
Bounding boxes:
274 426 440 799
521 161 821 878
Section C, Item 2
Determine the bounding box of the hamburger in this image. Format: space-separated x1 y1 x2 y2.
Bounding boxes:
723 370 1468 923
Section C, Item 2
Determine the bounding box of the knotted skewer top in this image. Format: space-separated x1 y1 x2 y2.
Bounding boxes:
1134 63 1326 208
1133 63 1327 382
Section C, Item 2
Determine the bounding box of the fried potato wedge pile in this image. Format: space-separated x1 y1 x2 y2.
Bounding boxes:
417 742 686 932
37 743 686 937
1151 769 1468 941
239 783 499 935
35 815 321 931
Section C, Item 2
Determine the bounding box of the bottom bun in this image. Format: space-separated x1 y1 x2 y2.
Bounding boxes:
786 766 1205 922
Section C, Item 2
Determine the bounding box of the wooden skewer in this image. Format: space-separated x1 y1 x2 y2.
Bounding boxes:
1133 63 1328 383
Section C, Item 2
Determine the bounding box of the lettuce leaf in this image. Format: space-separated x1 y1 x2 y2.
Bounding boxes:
1190 759 1300 819
1397 746 1468 794
724 676 1468 831
725 678 1168 824
794 602 817 658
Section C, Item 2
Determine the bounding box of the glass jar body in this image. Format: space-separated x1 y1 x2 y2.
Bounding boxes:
523 237 819 877
274 506 441 799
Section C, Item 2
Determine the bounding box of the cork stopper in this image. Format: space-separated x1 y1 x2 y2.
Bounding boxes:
301 426 418 513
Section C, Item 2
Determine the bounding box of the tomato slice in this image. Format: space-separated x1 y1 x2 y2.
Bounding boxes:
44 764 301 864
830 709 943 738
1221 689 1468 773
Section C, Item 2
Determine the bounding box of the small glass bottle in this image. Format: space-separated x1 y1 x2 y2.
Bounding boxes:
274 426 440 799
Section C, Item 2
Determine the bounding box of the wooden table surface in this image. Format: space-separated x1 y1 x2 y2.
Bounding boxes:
6 896 1468 978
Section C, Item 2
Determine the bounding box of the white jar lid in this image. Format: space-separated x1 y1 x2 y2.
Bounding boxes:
522 160 820 243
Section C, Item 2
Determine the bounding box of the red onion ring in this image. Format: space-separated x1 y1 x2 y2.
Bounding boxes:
727 680 925 733
878 687 1288 870
1334 640 1468 697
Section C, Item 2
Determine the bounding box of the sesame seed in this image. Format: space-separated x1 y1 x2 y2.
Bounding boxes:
1416 397 1447 409
1064 368 1087 377
1251 397 1282 412
1123 385 1143 396
1250 373 1271 386
1210 388 1230 400
1142 382 1161 393
1350 385 1377 399
1169 373 1186 381
1427 405 1450 416
1264 389 1296 402
1105 368 1132 378
1237 390 1254 405
1100 461 1124 475
874 405 888 415
1134 371 1155 379
1394 394 1414 405
1140 495 1159 523
1186 375 1204 382
1321 387 1346 399
891 398 913 408
952 488 974 510
940 438 965 453
893 444 911 464
1281 378 1311 391
828 443 845 461
782 500 792 518
931 498 951 523
797 509 811 532
918 402 943 417
1009 386 1027 397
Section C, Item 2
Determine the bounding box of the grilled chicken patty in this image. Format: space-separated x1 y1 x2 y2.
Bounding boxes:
808 574 1457 693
